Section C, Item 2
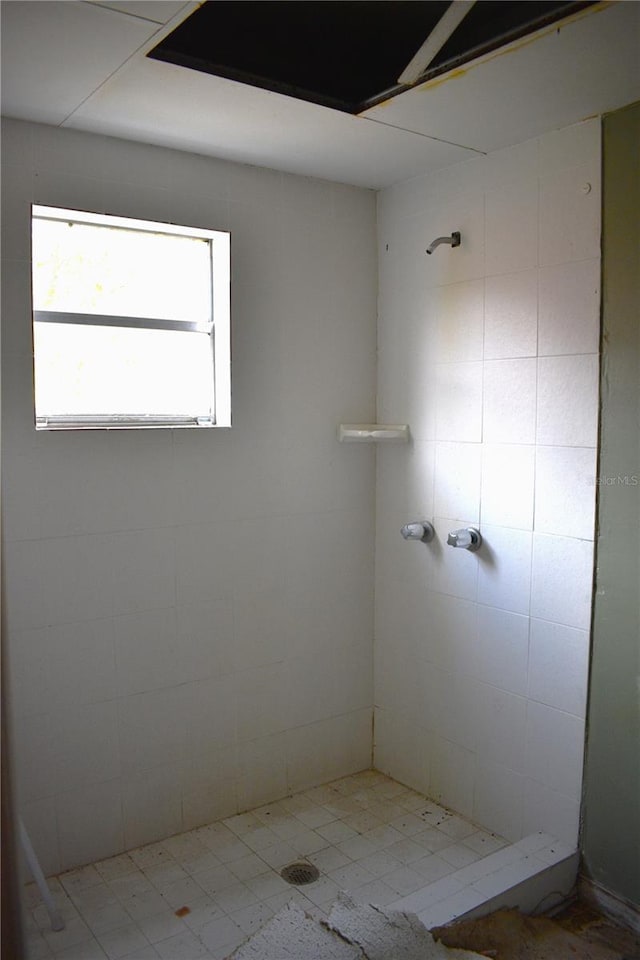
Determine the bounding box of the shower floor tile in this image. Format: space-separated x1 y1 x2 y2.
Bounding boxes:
23 771 507 959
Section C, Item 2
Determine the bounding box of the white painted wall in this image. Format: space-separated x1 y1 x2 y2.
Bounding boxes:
374 120 601 846
1 119 377 875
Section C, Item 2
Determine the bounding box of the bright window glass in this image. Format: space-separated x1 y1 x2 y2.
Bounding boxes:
31 205 231 429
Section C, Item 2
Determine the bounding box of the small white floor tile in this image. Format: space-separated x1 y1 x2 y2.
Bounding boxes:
25 771 522 960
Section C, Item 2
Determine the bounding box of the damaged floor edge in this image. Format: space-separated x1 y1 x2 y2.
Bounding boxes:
229 893 487 960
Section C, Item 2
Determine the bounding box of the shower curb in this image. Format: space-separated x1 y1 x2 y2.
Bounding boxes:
389 832 578 929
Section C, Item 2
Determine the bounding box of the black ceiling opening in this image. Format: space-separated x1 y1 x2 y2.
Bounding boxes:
149 1 595 115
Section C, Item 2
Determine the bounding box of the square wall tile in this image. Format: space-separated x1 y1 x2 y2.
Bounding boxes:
183 777 237 831
436 674 481 753
175 521 235 606
431 517 480 602
51 701 120 794
238 733 288 811
481 444 535 530
232 589 287 673
485 181 538 276
484 270 538 360
538 119 600 175
286 641 371 728
434 442 482 524
406 441 437 517
10 618 117 717
483 359 536 444
235 664 287 742
428 592 478 676
122 762 183 850
12 712 57 804
435 362 483 442
176 597 235 683
287 710 372 795
111 527 176 617
536 355 599 447
230 517 287 595
477 525 532 616
481 138 539 193
2 257 36 359
530 534 594 629
41 534 114 626
3 540 44 632
56 780 124 872
524 701 585 799
475 606 529 697
2 448 42 543
118 686 186 776
472 763 524 842
433 279 484 363
183 676 238 757
373 710 430 798
538 259 600 356
534 446 597 539
429 737 475 820
528 619 589 718
539 164 601 267
114 608 180 697
475 684 527 773
521 779 580 846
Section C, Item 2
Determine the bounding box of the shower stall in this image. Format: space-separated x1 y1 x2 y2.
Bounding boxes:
1 113 599 934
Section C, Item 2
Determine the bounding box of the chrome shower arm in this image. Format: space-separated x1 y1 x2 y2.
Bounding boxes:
426 231 461 255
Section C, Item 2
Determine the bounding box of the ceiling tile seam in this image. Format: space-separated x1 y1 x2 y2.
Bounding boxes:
80 1 169 26
360 114 487 157
59 1 198 128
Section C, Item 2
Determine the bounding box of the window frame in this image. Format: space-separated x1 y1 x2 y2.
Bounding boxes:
30 204 231 431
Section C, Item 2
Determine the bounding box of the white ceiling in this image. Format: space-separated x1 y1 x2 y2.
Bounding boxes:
1 0 639 188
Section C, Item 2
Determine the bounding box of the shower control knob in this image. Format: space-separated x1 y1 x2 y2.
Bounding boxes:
447 527 482 551
401 521 435 543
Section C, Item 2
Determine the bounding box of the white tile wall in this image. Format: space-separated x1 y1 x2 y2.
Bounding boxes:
483 359 537 444
536 355 599 446
375 118 600 848
4 114 601 876
530 534 594 630
534 445 597 539
481 444 535 530
2 118 377 875
527 619 589 719
538 259 600 356
484 270 538 360
434 442 482 523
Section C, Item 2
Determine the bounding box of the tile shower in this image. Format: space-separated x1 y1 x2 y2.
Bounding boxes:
2 114 599 946
26 771 554 960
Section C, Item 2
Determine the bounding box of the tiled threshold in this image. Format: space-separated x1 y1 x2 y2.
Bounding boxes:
391 831 579 929
22 771 577 960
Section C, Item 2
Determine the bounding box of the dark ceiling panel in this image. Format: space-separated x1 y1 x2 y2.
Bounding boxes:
148 1 595 115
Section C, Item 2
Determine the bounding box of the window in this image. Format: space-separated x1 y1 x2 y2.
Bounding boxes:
31 205 231 430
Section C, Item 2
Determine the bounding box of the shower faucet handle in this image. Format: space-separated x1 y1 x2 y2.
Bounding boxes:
401 521 435 543
447 527 482 551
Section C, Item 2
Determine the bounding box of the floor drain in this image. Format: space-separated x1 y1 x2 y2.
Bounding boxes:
280 862 320 886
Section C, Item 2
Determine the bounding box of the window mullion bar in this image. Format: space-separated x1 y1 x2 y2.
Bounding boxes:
34 311 211 334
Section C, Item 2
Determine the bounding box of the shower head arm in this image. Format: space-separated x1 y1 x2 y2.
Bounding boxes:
426 231 461 255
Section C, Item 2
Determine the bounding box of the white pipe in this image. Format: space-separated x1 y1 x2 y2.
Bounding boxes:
398 1 477 86
19 818 65 932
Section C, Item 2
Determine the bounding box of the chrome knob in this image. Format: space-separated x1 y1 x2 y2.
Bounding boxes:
401 521 435 543
447 527 482 551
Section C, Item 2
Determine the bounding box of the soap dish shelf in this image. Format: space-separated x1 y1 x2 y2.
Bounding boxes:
338 424 409 443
